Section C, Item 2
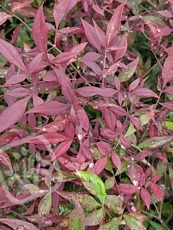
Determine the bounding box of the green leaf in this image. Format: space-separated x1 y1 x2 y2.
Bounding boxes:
115 161 129 176
149 220 166 230
75 171 106 204
138 136 173 150
140 112 154 127
78 194 101 211
68 210 85 230
105 177 115 190
98 217 122 230
38 192 52 217
105 195 123 214
125 123 136 137
85 208 105 226
162 120 173 130
118 57 138 82
123 214 145 230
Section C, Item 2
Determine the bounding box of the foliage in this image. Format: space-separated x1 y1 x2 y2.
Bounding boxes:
0 0 173 229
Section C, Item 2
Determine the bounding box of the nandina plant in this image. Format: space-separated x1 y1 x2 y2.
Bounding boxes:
0 0 173 229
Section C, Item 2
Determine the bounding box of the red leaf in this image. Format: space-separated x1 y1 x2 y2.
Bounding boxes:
150 182 163 201
0 132 19 147
32 4 48 53
151 175 162 183
76 86 116 97
4 74 28 85
111 152 121 170
157 10 173 18
162 49 173 86
106 1 126 45
26 101 70 116
100 128 117 139
135 150 152 161
118 183 138 195
53 67 74 102
28 133 69 145
0 12 12 26
70 42 87 54
4 87 30 98
93 20 106 47
39 114 70 132
0 150 12 172
53 0 66 28
0 218 38 230
163 85 173 95
81 19 101 52
58 27 83 34
128 164 139 184
93 157 107 175
92 4 104 16
52 52 77 65
11 0 32 13
96 141 112 156
120 134 131 148
155 152 168 162
0 96 30 133
81 52 101 62
0 39 26 71
77 108 90 132
51 139 72 161
160 102 173 111
129 79 140 92
29 53 44 74
141 188 151 209
131 88 158 98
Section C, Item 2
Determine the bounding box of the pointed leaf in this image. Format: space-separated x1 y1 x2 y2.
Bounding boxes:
0 218 39 230
53 0 66 28
94 157 107 175
106 1 126 45
0 150 12 172
141 188 151 209
51 139 72 161
0 12 12 26
105 195 122 214
4 74 28 85
98 217 121 230
131 88 158 98
11 0 32 12
118 183 138 195
76 86 116 97
123 214 146 230
27 101 70 116
0 96 30 133
81 19 101 52
38 192 52 217
111 152 121 170
0 39 26 71
162 49 173 86
85 208 104 226
68 210 85 230
150 182 163 201
32 4 48 52
118 58 138 82
75 171 106 204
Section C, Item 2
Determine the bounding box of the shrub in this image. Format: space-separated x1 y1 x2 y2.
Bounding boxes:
0 0 173 229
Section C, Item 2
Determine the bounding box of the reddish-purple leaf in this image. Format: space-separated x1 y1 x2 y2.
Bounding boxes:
70 42 87 54
4 87 30 98
120 134 131 148
129 79 140 92
81 19 101 52
76 86 116 97
77 108 90 132
128 164 139 185
0 12 12 26
58 27 83 34
53 67 74 102
151 175 162 183
92 4 104 16
162 49 173 86
0 39 26 71
94 157 107 175
106 1 126 45
53 0 66 29
155 152 168 162
0 150 12 172
0 218 38 230
135 150 153 161
38 114 70 132
118 183 138 195
51 139 72 161
141 188 151 209
157 10 173 18
52 52 77 65
32 4 48 53
163 85 173 95
0 96 30 133
26 101 70 116
160 102 173 112
66 0 77 14
0 132 19 147
11 0 32 13
150 182 163 201
131 88 158 98
81 52 101 62
29 53 44 73
96 141 112 156
100 128 117 139
93 20 106 47
4 74 28 85
111 152 121 170
81 60 102 75
43 70 57 82
28 133 70 145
